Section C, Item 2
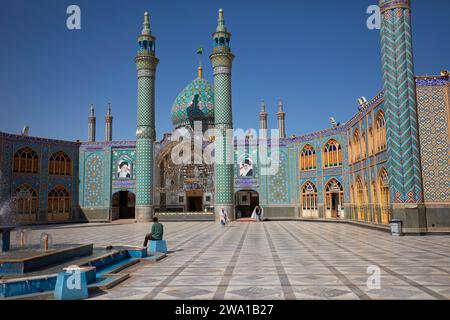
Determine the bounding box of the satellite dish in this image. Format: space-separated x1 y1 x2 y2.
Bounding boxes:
22 126 29 136
357 97 368 110
329 117 337 127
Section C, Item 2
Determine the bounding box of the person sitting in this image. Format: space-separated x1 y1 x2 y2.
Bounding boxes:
143 217 164 247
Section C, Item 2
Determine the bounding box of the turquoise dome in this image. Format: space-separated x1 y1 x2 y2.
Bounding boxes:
171 76 215 128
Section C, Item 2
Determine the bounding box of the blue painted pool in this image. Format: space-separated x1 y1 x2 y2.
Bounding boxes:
0 247 159 299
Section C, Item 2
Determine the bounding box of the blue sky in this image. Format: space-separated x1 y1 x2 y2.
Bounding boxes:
0 0 449 141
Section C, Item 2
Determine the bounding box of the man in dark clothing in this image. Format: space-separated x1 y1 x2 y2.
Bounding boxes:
143 217 164 247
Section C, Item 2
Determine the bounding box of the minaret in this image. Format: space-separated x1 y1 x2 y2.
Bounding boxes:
105 103 113 142
135 12 159 222
210 9 235 220
88 104 96 142
259 100 268 140
379 0 424 232
277 99 286 138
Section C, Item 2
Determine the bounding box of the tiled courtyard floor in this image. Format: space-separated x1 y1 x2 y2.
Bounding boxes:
24 221 450 300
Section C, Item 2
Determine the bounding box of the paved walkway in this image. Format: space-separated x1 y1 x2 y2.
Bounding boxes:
21 221 450 300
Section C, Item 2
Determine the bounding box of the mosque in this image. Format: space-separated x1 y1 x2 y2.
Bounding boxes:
0 1 449 234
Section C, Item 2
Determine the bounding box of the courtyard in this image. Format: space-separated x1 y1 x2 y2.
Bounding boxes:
18 220 450 300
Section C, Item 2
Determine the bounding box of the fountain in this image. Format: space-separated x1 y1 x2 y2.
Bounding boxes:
40 232 53 251
0 170 16 253
16 229 32 249
0 172 166 299
0 170 94 274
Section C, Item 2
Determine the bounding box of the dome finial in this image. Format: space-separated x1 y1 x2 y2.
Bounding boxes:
196 47 203 78
216 8 227 32
278 99 284 112
142 11 151 35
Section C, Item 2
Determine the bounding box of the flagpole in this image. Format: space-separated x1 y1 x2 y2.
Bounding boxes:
198 48 203 68
197 47 203 78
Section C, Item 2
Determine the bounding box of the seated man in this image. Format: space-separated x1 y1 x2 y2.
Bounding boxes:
143 217 164 247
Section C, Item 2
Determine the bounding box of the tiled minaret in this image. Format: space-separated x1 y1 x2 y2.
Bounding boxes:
277 99 286 139
105 103 113 142
379 0 425 232
88 104 96 142
259 100 268 140
135 12 159 222
210 9 235 220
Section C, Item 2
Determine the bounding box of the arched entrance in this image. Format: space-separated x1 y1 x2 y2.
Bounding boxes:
186 189 203 212
356 177 365 221
112 191 135 220
301 181 318 217
325 179 344 219
378 169 390 225
235 190 259 219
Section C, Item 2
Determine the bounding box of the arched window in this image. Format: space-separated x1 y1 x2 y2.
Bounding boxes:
371 181 378 223
325 178 344 218
12 185 38 221
350 184 357 220
353 129 362 162
361 133 367 159
348 141 353 164
13 147 39 174
368 128 374 156
300 145 316 171
49 151 72 176
355 177 365 221
376 111 387 152
323 139 342 168
301 181 318 217
48 186 71 220
378 168 390 225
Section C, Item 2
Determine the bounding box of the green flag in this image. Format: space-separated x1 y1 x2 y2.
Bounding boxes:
196 47 203 55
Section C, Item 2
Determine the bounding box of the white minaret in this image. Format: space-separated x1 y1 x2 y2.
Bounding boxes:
105 103 113 142
259 100 268 140
277 99 286 138
88 104 96 142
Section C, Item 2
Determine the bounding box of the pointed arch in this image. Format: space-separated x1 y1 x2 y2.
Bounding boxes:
361 132 367 159
378 168 390 224
49 151 72 176
13 147 39 174
355 176 365 221
324 178 344 218
48 185 71 221
352 128 362 162
371 180 378 223
348 140 353 164
375 110 387 152
350 183 356 220
368 127 374 156
323 139 342 168
300 144 316 171
301 180 318 217
12 184 38 222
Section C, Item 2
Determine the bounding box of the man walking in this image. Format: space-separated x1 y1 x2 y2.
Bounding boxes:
219 208 228 227
143 217 164 247
251 205 264 222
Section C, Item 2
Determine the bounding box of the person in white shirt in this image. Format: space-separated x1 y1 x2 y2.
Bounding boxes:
219 208 228 227
251 205 264 222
